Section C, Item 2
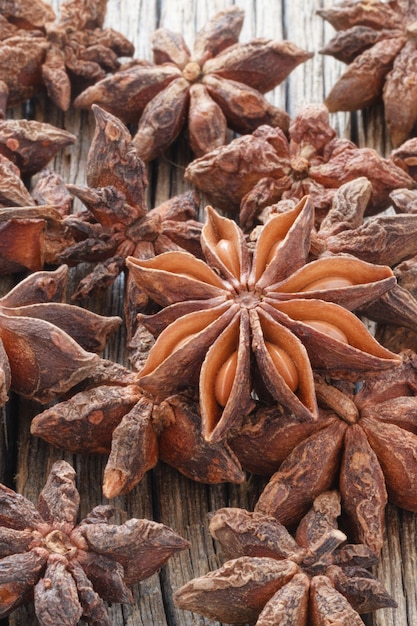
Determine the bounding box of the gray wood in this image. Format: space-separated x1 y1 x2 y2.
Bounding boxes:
1 0 413 625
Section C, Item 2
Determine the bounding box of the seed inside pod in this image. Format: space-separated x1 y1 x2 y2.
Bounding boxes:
216 239 240 277
304 320 348 343
301 276 353 291
265 341 299 391
214 351 238 407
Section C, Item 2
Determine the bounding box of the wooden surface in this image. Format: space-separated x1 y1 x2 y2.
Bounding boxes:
1 0 414 625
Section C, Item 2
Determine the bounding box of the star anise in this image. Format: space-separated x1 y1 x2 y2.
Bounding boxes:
0 0 134 111
0 118 77 273
60 105 203 317
0 459 189 624
73 6 313 161
184 105 416 229
126 197 400 445
318 0 417 147
30 374 246 498
0 264 120 405
0 171 75 274
174 491 396 625
258 177 417 336
240 350 417 556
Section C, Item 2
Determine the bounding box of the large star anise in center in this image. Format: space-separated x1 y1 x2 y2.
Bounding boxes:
127 197 400 443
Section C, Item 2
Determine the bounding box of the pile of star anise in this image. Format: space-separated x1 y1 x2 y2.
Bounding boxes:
2 0 417 625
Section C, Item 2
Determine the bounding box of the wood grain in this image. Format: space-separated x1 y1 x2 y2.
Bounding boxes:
1 1 412 625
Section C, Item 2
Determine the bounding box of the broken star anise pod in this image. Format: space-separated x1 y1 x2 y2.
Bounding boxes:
175 490 396 625
318 0 417 147
0 118 76 273
126 196 400 445
60 105 202 315
0 264 120 406
74 6 312 161
0 459 189 625
0 0 134 111
0 170 76 274
185 105 415 229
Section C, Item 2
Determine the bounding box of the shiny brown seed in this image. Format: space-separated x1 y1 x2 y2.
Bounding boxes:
265 341 299 391
214 351 238 407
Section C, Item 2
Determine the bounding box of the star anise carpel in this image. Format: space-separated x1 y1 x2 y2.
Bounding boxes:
61 105 202 312
0 460 189 625
0 0 134 111
74 6 313 161
185 105 415 230
126 197 400 446
249 349 417 556
174 491 396 625
0 265 121 405
318 0 417 147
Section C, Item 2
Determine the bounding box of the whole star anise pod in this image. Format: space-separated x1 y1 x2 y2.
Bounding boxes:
318 0 417 147
74 6 313 161
185 105 416 229
0 460 189 625
0 0 134 111
241 350 417 556
175 491 396 625
0 264 120 405
60 105 203 317
126 197 400 445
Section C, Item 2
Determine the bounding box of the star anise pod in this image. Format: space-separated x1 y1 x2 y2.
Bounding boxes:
0 0 134 111
318 0 417 147
0 119 77 273
241 350 417 556
0 459 189 625
0 265 120 405
185 104 416 229
126 197 400 445
261 176 417 336
60 105 203 316
30 370 246 498
74 6 313 161
0 170 75 274
175 491 396 625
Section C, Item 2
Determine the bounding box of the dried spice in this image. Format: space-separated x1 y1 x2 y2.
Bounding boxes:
60 106 202 321
260 177 417 335
0 460 189 624
74 6 312 161
175 491 396 624
0 118 76 273
126 197 400 447
31 373 245 497
0 175 75 274
0 0 134 111
185 105 416 229
0 265 120 405
0 118 75 177
244 350 417 556
318 0 417 147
